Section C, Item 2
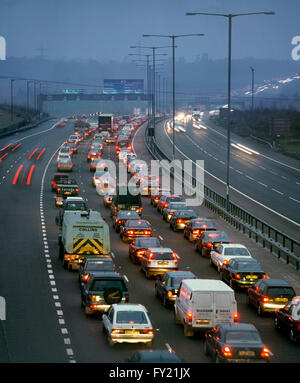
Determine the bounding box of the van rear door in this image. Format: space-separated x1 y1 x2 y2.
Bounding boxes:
193 292 214 328
214 292 235 326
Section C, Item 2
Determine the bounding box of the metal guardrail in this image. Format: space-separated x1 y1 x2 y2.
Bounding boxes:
144 124 300 271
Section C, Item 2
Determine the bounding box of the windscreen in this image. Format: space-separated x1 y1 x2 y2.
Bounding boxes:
116 311 148 324
171 275 194 287
127 220 150 228
224 248 250 256
205 232 229 242
139 238 160 247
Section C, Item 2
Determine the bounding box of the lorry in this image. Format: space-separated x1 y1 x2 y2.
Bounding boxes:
174 279 238 337
98 114 114 134
58 210 110 271
192 110 201 121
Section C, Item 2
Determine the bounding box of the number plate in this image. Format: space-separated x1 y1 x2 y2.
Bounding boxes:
239 350 255 356
125 330 140 334
275 298 288 302
158 261 169 265
246 275 258 279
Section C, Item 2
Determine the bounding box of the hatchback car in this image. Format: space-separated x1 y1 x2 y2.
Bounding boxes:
274 296 300 344
57 153 73 172
155 270 196 307
247 279 296 316
92 169 110 187
195 231 231 257
113 210 140 232
163 202 188 222
81 272 129 315
87 149 101 162
102 304 154 346
169 210 198 231
210 244 253 272
129 237 161 264
51 173 70 192
183 218 217 242
140 248 179 279
78 256 116 289
204 323 272 363
221 258 267 290
120 219 152 243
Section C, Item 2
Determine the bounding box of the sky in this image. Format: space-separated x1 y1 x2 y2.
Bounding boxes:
0 0 299 62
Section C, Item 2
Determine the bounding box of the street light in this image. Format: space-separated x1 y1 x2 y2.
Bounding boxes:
130 45 171 138
186 11 275 208
143 34 204 159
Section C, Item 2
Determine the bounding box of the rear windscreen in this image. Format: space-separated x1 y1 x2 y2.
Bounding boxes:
139 238 160 247
267 287 295 297
86 261 114 271
116 311 148 324
225 331 261 344
91 280 126 292
116 193 141 204
152 252 173 260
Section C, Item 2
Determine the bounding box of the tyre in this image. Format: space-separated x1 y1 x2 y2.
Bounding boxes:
63 260 68 269
290 330 297 344
274 317 281 331
155 286 159 298
174 310 181 325
184 323 194 337
203 341 209 356
257 304 264 317
163 295 169 308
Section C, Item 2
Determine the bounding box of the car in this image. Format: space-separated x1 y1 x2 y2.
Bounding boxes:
183 218 217 242
58 146 72 157
118 149 132 163
140 248 179 279
163 202 188 222
120 219 152 243
204 323 272 363
81 272 129 315
90 158 104 172
155 270 196 307
111 184 142 218
210 244 253 272
274 296 300 344
128 159 147 175
51 173 70 192
247 278 296 316
195 231 231 257
157 195 182 214
54 195 64 207
55 178 79 198
220 258 267 290
125 349 182 363
129 237 161 264
102 304 154 346
57 153 73 172
139 179 160 197
56 197 88 226
92 169 110 187
78 256 116 289
169 210 198 231
103 192 114 208
113 210 140 232
87 149 101 162
68 142 78 154
116 135 131 154
150 189 172 207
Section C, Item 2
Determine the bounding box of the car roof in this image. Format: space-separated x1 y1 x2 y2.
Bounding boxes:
137 350 181 362
222 244 247 248
165 271 196 277
111 303 147 312
260 279 293 287
91 272 122 279
66 197 84 201
148 247 173 252
218 323 258 332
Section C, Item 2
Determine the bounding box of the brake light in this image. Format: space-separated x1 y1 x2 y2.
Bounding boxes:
136 250 144 255
260 347 271 358
222 346 232 357
172 252 178 264
223 259 229 265
262 297 270 303
57 164 61 168
148 252 154 263
76 188 79 192
57 188 61 193
144 230 151 235
164 203 168 208
192 229 200 235
177 218 183 223
127 230 135 235
111 329 125 334
234 273 241 280
168 291 173 297
233 312 239 322
82 274 90 282
206 242 212 248
187 312 193 323
262 274 268 279
125 293 129 302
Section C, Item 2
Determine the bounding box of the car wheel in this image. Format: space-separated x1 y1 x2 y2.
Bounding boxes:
155 286 159 298
201 248 205 257
108 335 115 346
274 317 281 331
68 263 73 272
290 330 297 344
174 310 181 325
102 324 106 334
63 260 68 270
194 243 199 253
163 295 169 308
257 304 264 316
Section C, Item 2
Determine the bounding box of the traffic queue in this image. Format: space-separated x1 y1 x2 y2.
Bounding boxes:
50 113 300 363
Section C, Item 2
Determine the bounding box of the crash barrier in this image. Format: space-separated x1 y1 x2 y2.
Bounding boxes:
144 123 300 271
0 115 52 138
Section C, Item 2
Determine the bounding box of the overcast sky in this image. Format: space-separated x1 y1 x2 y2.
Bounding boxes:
0 0 299 62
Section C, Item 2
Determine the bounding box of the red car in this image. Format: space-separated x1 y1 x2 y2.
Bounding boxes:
51 173 70 192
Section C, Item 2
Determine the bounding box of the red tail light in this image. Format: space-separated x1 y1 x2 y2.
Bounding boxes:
144 230 151 235
127 230 135 235
262 296 270 303
222 346 232 357
223 259 229 265
233 312 239 322
261 347 271 358
187 312 193 323
262 274 268 279
172 252 178 264
234 273 241 280
82 274 90 282
177 219 183 223
136 250 144 255
206 242 212 248
147 252 154 263
192 229 200 235
164 203 168 208
125 293 129 302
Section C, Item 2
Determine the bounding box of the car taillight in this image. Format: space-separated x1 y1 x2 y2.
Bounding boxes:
168 291 173 297
192 229 200 235
262 296 270 303
76 188 79 192
260 347 271 358
127 230 135 235
144 230 151 235
222 346 232 357
262 274 268 279
164 203 168 208
111 329 125 334
57 188 61 193
82 274 90 282
187 312 193 323
177 218 183 223
234 273 241 280
233 312 239 322
172 252 178 264
125 293 129 302
87 294 92 302
57 164 61 168
148 252 154 263
223 259 229 265
136 250 144 255
206 242 212 248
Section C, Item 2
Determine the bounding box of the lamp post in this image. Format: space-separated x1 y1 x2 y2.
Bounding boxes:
143 34 204 159
130 45 171 138
186 11 274 209
250 66 255 110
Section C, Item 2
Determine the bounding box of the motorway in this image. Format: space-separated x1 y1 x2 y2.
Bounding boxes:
0 116 300 363
160 115 300 241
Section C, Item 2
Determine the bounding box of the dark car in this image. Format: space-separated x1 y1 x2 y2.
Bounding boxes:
183 218 217 243
169 210 198 231
90 158 103 172
51 173 70 192
155 270 196 307
111 184 142 218
150 189 172 207
204 323 272 363
120 219 152 243
126 350 182 363
81 272 129 315
220 258 267 290
274 296 300 344
78 256 116 289
163 202 188 222
129 237 161 264
55 178 79 198
68 142 78 154
157 195 182 214
87 149 101 162
195 231 231 257
113 210 140 233
56 197 88 227
248 279 296 316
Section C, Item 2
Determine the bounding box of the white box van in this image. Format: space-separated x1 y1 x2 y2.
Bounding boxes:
174 279 238 336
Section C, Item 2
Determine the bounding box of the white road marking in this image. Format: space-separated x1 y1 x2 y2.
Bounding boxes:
289 196 300 204
258 182 268 187
272 188 284 195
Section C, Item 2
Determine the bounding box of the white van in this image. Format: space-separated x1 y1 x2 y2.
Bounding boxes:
174 279 238 336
